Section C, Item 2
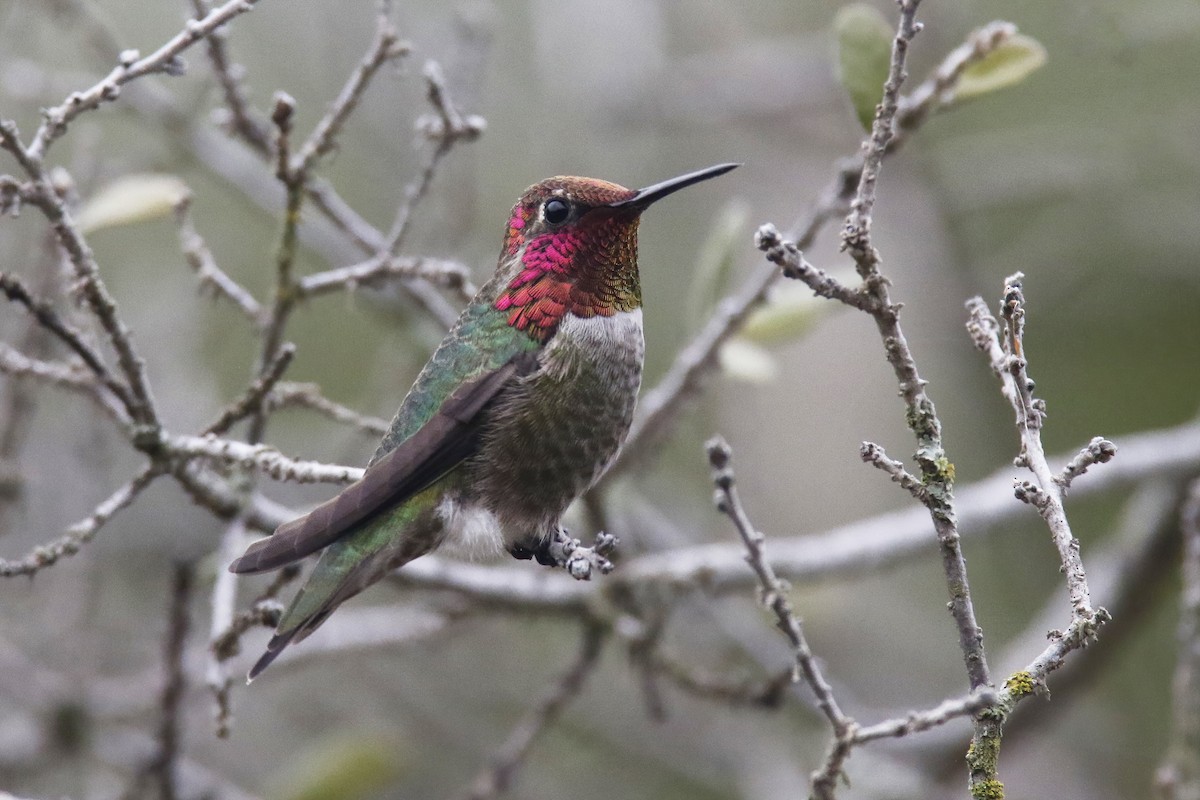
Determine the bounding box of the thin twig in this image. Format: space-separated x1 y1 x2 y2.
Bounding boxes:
1056 435 1118 493
267 382 390 436
0 270 135 417
162 433 363 485
206 526 240 738
852 689 996 745
26 0 262 161
297 254 473 299
174 194 265 324
204 343 296 436
1156 477 1200 799
0 465 162 577
0 237 62 509
384 60 484 258
842 0 924 263
247 92 302 446
188 0 273 154
211 563 300 662
290 14 409 177
860 441 928 503
706 437 854 799
0 342 126 423
460 623 607 800
650 650 791 710
962 274 1111 797
150 562 193 800
613 164 857 475
2 123 160 427
896 21 1021 140
206 516 270 737
966 275 1107 623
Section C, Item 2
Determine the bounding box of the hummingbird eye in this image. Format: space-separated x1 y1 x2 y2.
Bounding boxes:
542 197 571 225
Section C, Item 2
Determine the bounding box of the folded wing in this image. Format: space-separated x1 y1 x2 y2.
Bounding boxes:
228 353 537 575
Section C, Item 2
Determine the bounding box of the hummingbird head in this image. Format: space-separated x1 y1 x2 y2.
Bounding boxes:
495 163 738 340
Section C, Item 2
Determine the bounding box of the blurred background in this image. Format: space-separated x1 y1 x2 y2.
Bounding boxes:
1 0 1198 798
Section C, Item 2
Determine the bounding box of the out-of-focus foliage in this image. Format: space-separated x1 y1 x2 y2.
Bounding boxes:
76 173 189 233
0 1 1198 799
955 33 1047 102
834 3 894 130
265 731 410 800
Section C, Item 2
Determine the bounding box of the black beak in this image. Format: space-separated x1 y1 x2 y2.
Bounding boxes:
609 163 739 210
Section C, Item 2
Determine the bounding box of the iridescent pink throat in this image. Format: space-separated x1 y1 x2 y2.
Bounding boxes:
494 214 639 342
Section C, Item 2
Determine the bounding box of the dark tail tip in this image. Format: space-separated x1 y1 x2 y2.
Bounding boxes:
246 630 296 682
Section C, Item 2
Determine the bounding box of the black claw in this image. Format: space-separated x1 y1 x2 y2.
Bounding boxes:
508 543 535 561
533 540 558 567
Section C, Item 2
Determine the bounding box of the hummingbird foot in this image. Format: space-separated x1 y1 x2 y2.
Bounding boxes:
508 529 619 579
549 528 618 580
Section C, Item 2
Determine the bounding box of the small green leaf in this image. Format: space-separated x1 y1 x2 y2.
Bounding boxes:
76 173 188 233
739 283 829 346
834 3 894 131
719 338 778 384
268 731 408 800
687 199 750 322
955 33 1047 102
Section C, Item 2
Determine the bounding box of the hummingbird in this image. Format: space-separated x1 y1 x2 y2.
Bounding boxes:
229 162 738 679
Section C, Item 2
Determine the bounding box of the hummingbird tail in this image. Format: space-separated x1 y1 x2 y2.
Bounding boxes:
244 505 439 680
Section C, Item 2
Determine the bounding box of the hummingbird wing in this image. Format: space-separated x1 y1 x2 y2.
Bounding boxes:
228 351 538 575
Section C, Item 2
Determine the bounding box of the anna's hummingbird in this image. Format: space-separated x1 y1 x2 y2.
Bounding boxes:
230 162 737 678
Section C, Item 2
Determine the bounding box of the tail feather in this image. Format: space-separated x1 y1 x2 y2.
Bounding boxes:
228 509 339 575
248 629 298 681
243 504 440 680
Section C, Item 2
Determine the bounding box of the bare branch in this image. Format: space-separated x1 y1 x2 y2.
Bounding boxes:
297 254 473 300
649 650 791 710
267 382 390 436
966 275 1107 623
755 224 875 311
205 517 244 739
962 273 1113 796
0 342 126 422
27 0 262 161
392 419 1200 608
204 343 296 436
291 15 409 178
0 270 136 418
2 124 160 427
0 464 162 577
842 0 925 265
769 0 993 706
205 519 294 736
706 436 855 799
860 440 929 502
369 60 484 290
460 623 607 800
188 0 273 154
147 562 193 800
1157 477 1200 799
852 689 997 745
174 194 265 323
162 433 363 485
1056 435 1118 492
896 21 1021 139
